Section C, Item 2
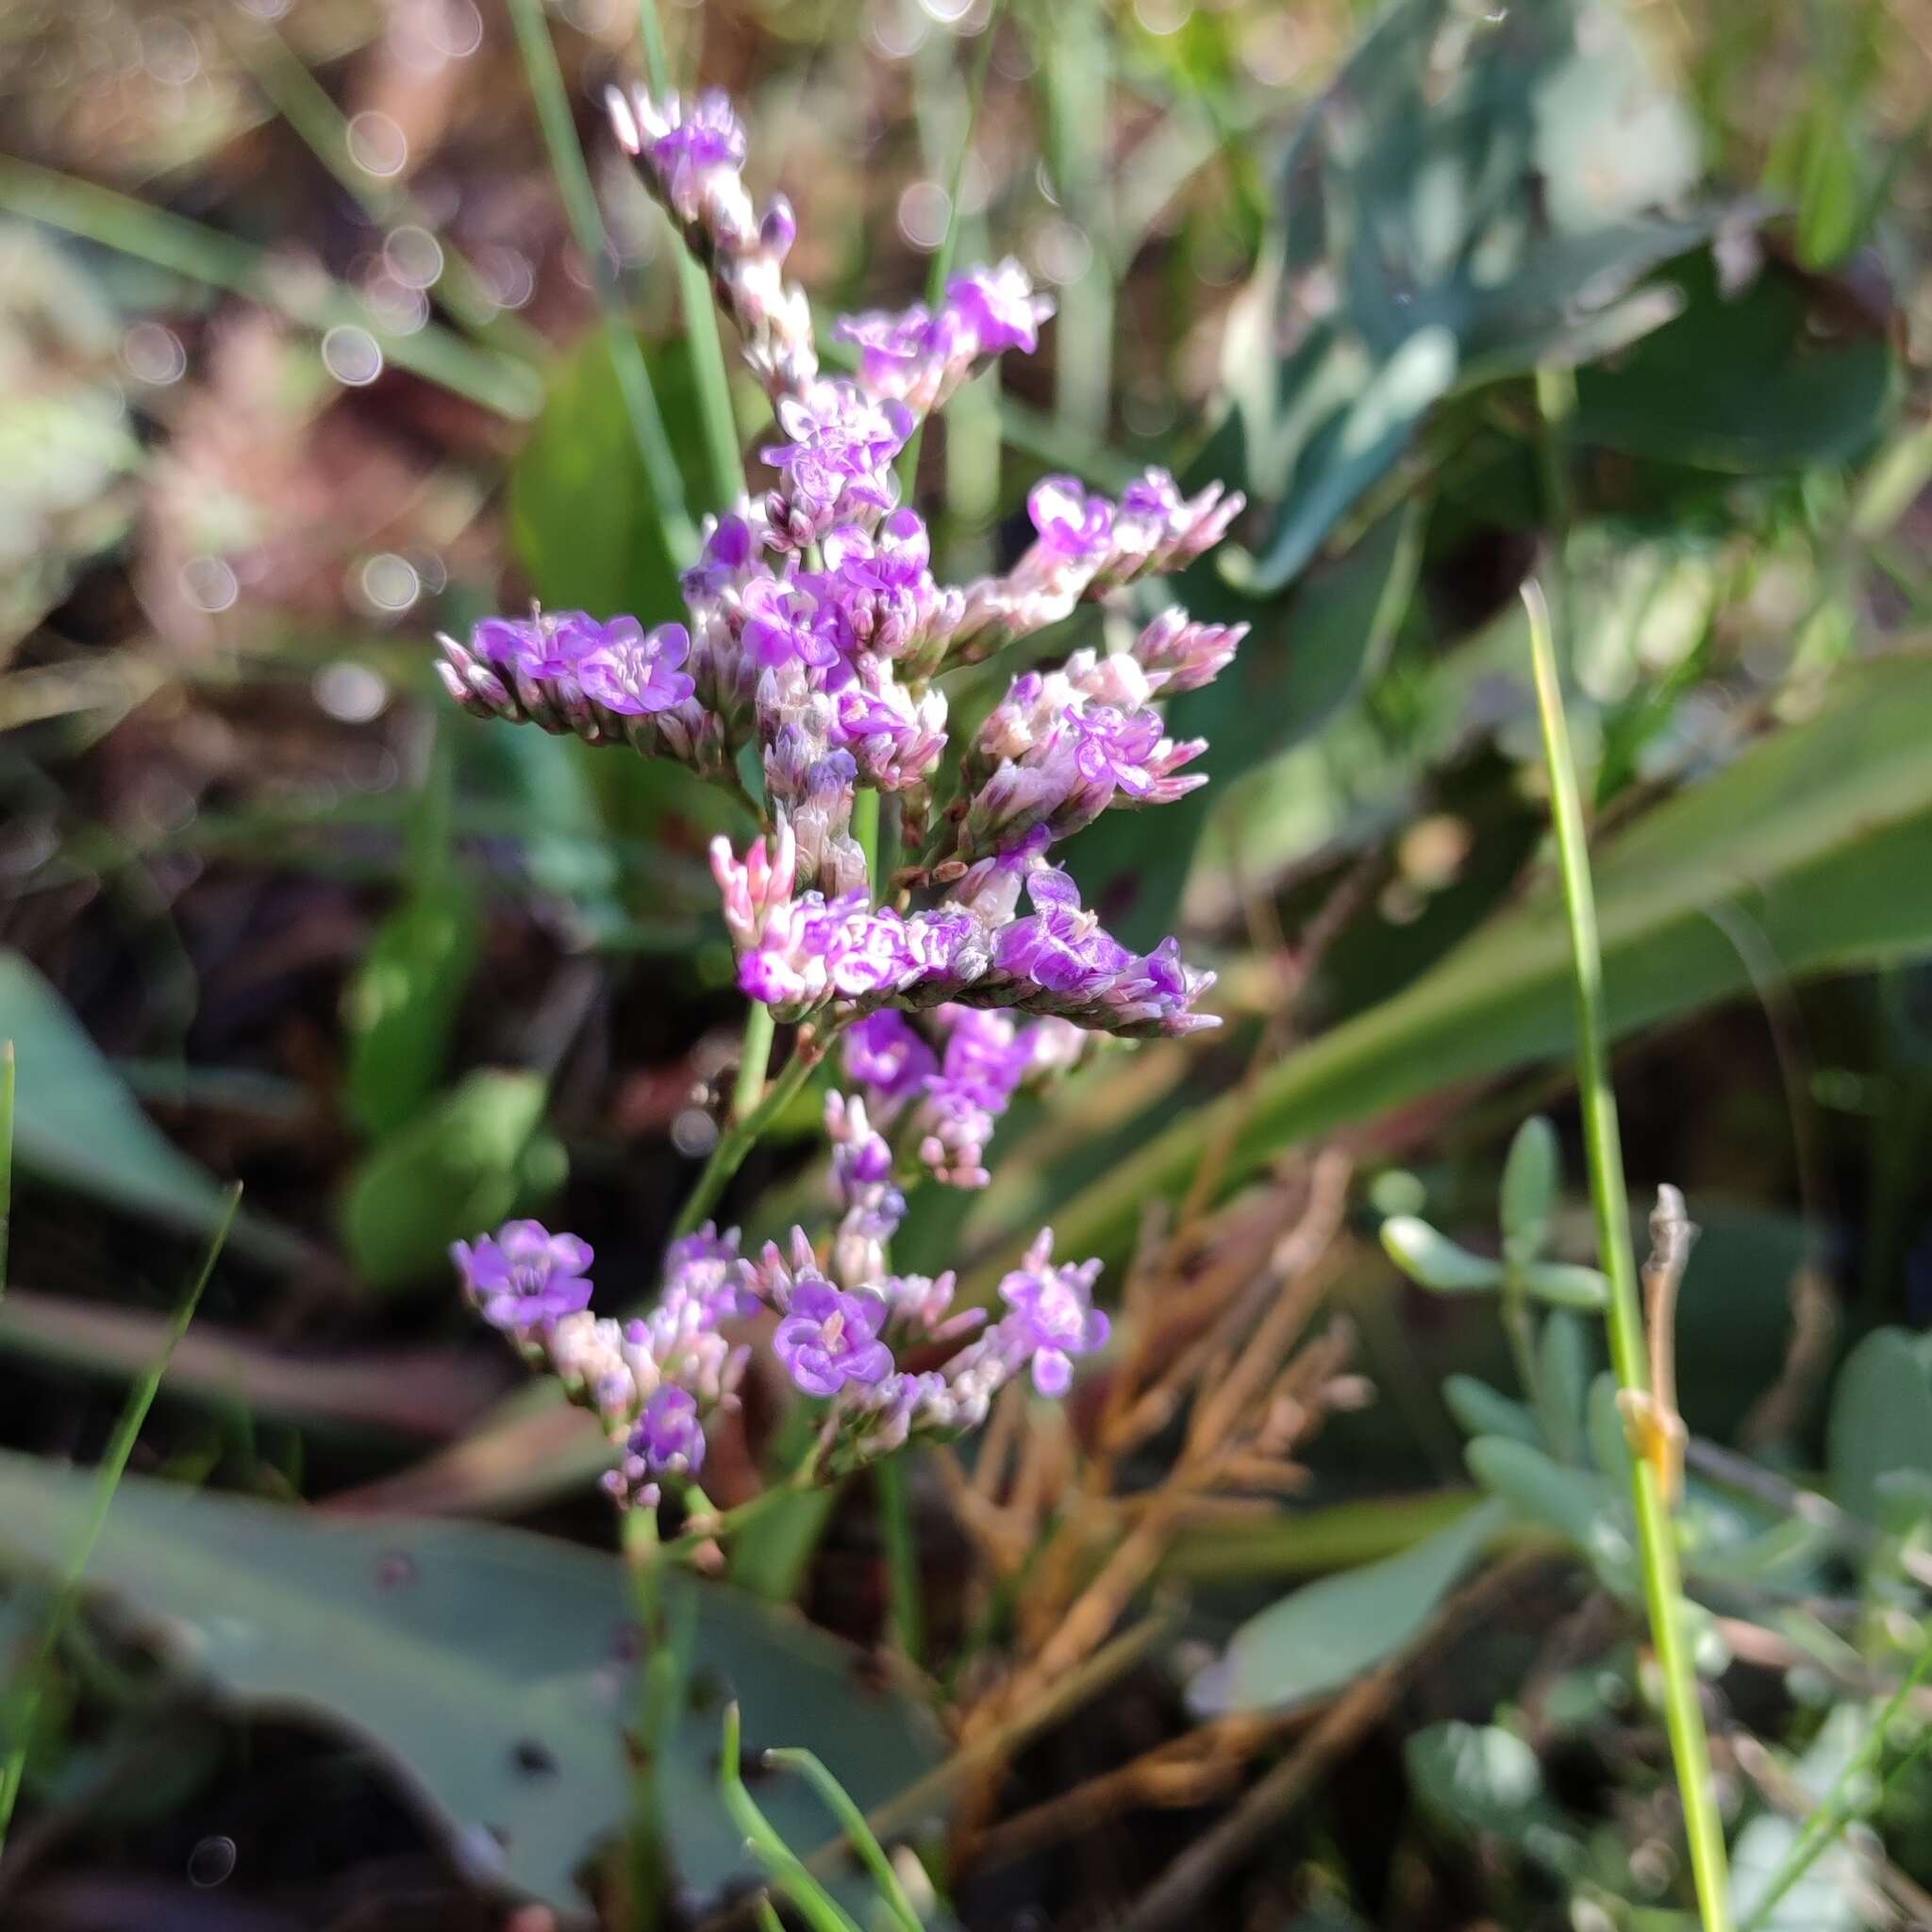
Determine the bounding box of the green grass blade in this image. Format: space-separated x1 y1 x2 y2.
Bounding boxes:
719 1704 864 1932
0 158 541 419
895 9 1004 494
764 1744 924 1932
0 1041 13 1302
1523 580 1733 1930
873 1452 925 1668
0 1181 242 1857
636 0 746 510
505 0 698 563
214 12 543 359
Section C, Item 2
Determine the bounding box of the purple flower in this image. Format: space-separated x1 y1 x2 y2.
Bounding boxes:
843 1011 939 1103
663 1223 758 1321
774 1277 895 1396
762 381 913 549
453 1220 594 1330
1028 476 1115 561
945 259 1053 355
629 1384 707 1475
997 1230 1108 1396
1133 608 1247 694
681 513 756 603
578 620 697 715
741 577 841 672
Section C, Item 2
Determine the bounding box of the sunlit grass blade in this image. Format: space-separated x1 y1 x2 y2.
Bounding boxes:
763 1743 924 1932
0 158 541 419
719 1703 864 1932
0 1041 13 1303
1522 580 1734 1930
213 10 544 361
873 1452 925 1668
505 0 698 563
636 0 746 510
0 1181 242 1858
895 8 1004 495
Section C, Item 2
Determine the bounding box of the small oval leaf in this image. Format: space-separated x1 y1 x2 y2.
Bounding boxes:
1380 1216 1505 1294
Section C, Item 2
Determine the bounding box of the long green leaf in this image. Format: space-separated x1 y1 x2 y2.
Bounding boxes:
971 650 1932 1283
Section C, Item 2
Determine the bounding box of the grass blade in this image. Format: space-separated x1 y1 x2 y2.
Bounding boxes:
763 1744 924 1932
636 0 746 510
0 158 541 419
0 1181 242 1857
719 1704 863 1932
505 0 698 563
1522 580 1733 1929
0 1041 13 1302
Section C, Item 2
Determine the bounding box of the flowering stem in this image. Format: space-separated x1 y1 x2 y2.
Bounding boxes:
894 8 1004 497
673 1020 824 1239
733 1000 777 1121
507 0 699 562
1523 580 1734 1931
636 0 746 510
873 1452 925 1665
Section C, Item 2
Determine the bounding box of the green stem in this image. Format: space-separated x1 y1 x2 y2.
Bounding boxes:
851 788 882 898
874 1452 925 1666
636 0 745 510
763 1746 924 1932
894 10 1004 496
732 999 777 1121
0 1041 13 1304
0 1184 241 1855
0 158 541 420
1740 1639 1932 1932
672 1025 824 1240
719 1705 863 1932
1041 0 1113 449
1523 580 1734 1931
1498 1278 1542 1422
506 0 697 563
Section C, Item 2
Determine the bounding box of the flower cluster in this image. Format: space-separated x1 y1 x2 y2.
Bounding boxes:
455 1200 1108 1500
443 85 1253 1507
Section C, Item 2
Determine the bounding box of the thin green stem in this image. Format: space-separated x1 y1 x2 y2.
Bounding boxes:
0 158 541 419
720 1704 863 1932
673 1027 823 1240
1523 580 1733 1931
622 1509 673 1932
1041 0 1113 449
764 1746 924 1932
732 1000 777 1121
216 12 543 359
895 11 1004 496
636 0 745 510
0 1041 13 1304
0 1183 242 1855
506 0 697 562
874 1452 925 1667
1740 1639 1932 1932
852 788 882 898
1497 1280 1541 1421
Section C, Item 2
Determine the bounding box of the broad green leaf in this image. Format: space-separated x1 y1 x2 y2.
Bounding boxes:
344 875 481 1139
0 1454 944 1919
1187 1496 1506 1715
1224 0 1717 590
969 651 1932 1286
0 951 298 1264
1071 501 1422 948
340 1071 563 1291
508 331 702 625
1406 1721 1580 1872
1826 1326 1932 1528
1380 1215 1503 1293
1573 255 1894 472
